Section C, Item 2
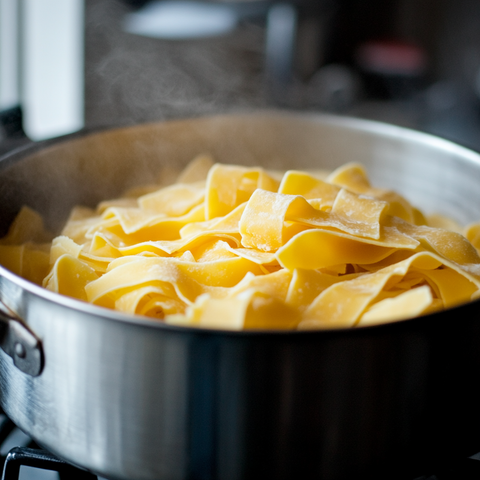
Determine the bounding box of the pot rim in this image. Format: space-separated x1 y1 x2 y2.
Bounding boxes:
2 109 480 336
2 109 480 169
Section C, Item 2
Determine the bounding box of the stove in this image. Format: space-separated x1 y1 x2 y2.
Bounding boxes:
0 412 97 480
3 407 480 480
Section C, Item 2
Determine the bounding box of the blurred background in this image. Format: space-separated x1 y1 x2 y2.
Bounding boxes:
1 0 480 149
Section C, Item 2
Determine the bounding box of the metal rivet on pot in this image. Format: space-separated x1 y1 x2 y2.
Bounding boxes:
14 342 26 359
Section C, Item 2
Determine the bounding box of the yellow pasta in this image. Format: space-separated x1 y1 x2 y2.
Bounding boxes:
2 159 480 330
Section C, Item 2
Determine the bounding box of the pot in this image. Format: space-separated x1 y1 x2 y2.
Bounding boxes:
1 112 480 480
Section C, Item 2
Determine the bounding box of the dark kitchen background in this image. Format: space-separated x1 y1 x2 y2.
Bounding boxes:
1 0 480 151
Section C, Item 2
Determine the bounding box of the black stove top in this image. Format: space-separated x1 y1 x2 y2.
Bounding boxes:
0 413 97 480
3 410 480 480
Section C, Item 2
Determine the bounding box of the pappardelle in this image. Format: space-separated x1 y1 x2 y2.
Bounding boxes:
2 155 480 329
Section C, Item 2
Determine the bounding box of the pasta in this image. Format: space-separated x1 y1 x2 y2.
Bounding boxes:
2 155 480 330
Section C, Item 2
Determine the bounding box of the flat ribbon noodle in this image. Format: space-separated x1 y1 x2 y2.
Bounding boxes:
100 203 205 239
358 286 435 326
327 163 417 223
85 255 264 307
0 244 50 285
44 254 99 301
3 158 480 329
180 203 246 238
279 170 340 209
184 290 300 330
205 164 279 220
276 227 418 270
90 229 240 258
464 222 480 252
115 284 186 318
0 206 52 245
138 181 205 217
300 251 479 329
239 189 389 253
286 269 359 310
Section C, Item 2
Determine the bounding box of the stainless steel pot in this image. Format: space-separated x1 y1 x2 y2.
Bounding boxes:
2 112 480 480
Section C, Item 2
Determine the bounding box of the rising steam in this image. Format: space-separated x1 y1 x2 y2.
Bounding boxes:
85 0 268 128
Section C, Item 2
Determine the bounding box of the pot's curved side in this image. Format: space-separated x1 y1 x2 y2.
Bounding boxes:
2 277 480 480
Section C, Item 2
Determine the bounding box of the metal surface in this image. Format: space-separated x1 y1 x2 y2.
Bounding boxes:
0 303 43 377
1 446 97 480
1 112 480 480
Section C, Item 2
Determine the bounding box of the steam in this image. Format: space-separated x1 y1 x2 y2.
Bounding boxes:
85 0 268 128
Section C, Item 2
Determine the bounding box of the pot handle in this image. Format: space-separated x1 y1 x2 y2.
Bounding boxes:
0 302 44 377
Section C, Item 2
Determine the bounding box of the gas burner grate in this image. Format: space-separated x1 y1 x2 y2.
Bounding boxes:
1 412 97 480
3 408 480 480
1 447 97 480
